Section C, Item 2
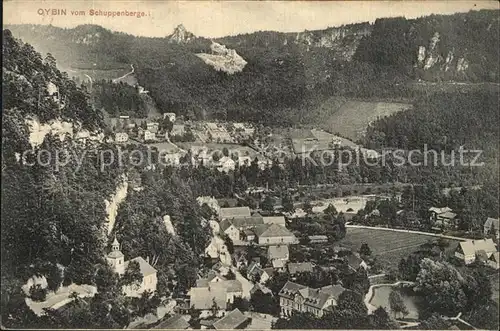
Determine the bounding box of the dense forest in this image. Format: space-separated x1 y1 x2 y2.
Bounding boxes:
1 30 209 328
91 80 148 117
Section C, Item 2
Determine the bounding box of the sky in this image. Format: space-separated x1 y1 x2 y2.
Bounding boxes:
3 0 499 38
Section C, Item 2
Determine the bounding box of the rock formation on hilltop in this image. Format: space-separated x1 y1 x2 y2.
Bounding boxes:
167 24 195 44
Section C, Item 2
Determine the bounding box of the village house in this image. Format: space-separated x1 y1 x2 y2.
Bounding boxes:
106 238 157 297
455 239 498 265
252 224 298 246
213 308 250 330
114 132 129 143
189 287 227 318
484 217 499 239
163 112 176 123
219 219 242 242
171 124 186 136
287 262 315 276
279 281 346 317
344 254 369 271
143 129 156 142
308 235 328 244
147 122 159 134
215 156 236 173
267 245 289 271
247 261 274 284
193 271 243 304
429 207 457 230
205 236 228 259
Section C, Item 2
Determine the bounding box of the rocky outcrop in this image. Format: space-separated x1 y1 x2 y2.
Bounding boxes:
294 23 372 60
167 24 195 44
195 42 247 74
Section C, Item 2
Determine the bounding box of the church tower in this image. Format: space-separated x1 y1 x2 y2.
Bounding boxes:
107 237 125 275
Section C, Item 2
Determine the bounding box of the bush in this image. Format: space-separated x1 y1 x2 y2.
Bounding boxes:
29 284 47 302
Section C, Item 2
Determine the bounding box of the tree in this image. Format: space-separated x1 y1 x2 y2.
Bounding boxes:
419 314 452 330
282 194 295 213
120 260 143 290
261 195 274 212
225 269 236 280
368 307 399 329
223 234 235 255
359 243 372 257
188 306 201 329
250 289 280 315
303 198 313 214
414 258 467 316
231 297 250 311
324 203 338 216
210 298 220 317
388 290 408 319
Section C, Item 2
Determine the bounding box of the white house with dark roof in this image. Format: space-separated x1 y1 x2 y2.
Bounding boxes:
279 281 345 317
106 238 157 297
455 239 498 265
429 207 457 230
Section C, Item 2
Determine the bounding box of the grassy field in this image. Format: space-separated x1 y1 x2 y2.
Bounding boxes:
311 97 412 141
339 227 459 270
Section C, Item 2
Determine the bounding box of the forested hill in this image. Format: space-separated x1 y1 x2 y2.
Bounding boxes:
4 9 499 124
2 30 212 329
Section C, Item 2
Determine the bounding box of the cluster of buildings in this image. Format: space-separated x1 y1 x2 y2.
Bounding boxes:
191 121 255 144
215 206 298 246
455 238 499 269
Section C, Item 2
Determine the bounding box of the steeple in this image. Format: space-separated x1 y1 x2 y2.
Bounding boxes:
107 237 125 275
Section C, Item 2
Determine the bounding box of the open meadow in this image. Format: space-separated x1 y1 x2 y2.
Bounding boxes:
311 97 412 141
340 227 459 270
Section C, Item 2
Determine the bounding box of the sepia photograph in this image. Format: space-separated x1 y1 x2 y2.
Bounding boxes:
1 0 499 329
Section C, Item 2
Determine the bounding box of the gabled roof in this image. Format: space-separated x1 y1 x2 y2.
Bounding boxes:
219 219 234 232
484 217 499 230
230 216 264 229
189 287 227 310
458 241 476 256
279 281 345 309
429 207 452 214
253 224 296 238
268 245 289 260
489 252 499 263
345 254 364 270
153 314 189 329
250 283 273 296
458 239 497 256
124 257 157 277
320 284 346 301
439 211 457 219
263 216 286 226
213 308 248 330
472 239 496 253
220 207 251 219
210 279 243 293
288 262 314 275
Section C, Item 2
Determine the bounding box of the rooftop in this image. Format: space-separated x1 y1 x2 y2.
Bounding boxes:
213 308 248 330
153 314 189 329
124 257 157 277
220 206 251 219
